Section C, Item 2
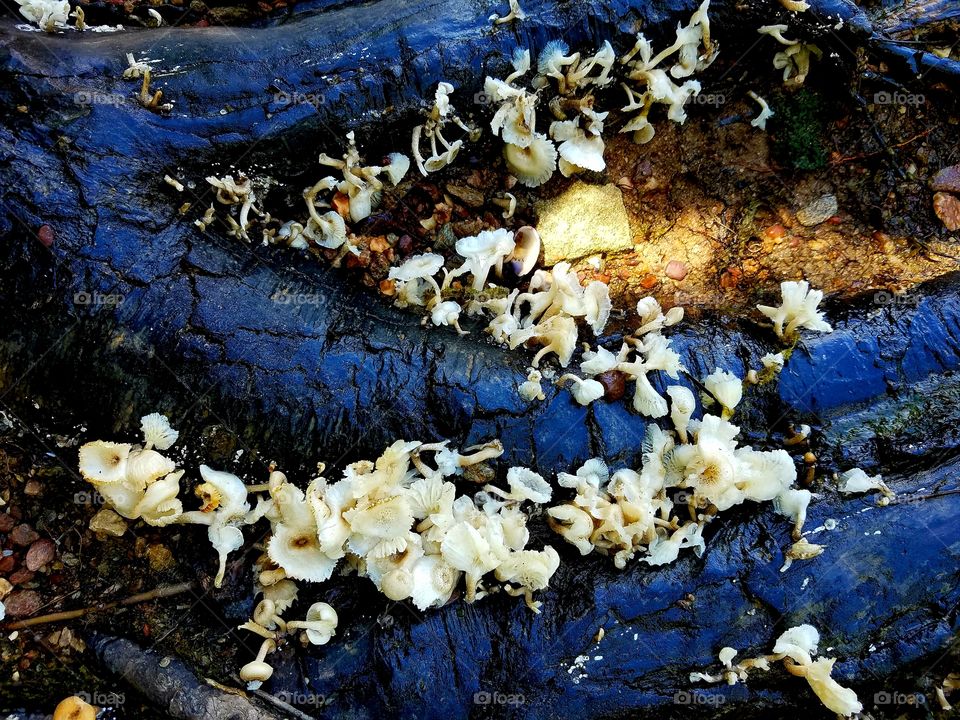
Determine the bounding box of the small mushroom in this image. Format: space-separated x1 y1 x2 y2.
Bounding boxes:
239 638 276 690
53 696 97 720
502 225 541 277
666 385 696 443
287 601 338 645
557 374 604 406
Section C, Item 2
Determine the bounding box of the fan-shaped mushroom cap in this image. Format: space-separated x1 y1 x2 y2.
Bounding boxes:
140 413 179 450
453 229 516 291
79 441 131 484
410 554 461 610
504 133 558 188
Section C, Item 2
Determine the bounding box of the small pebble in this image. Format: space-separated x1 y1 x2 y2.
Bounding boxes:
37 225 55 248
796 194 838 227
597 370 626 401
445 184 485 209
664 260 688 281
8 569 33 585
0 513 16 533
10 524 39 547
933 192 960 231
931 164 960 194
3 589 41 617
25 538 56 571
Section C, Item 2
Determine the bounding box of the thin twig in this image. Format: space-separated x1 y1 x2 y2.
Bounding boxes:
1 581 197 630
829 129 932 165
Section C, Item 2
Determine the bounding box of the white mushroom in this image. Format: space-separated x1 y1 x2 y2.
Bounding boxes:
287 602 338 645
557 374 605 406
448 229 516 291
140 413 179 451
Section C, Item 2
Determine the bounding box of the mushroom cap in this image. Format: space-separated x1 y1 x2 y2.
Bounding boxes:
537 39 577 76
267 522 338 583
738 448 796 502
198 465 249 520
773 624 820 665
240 659 274 683
567 376 605 406
126 448 177 487
388 252 443 284
582 281 612 334
381 568 414 600
260 578 299 615
53 696 97 720
455 229 515 262
803 658 863 716
552 121 606 173
547 504 594 555
410 554 460 610
703 368 743 412
666 385 696 414
407 476 456 519
78 441 131 484
140 412 179 450
494 546 560 590
305 601 338 625
135 470 184 526
718 647 738 668
343 495 413 540
504 133 558 188
431 300 462 327
774 487 812 526
506 466 552 503
383 153 411 186
440 521 500 577
507 226 541 277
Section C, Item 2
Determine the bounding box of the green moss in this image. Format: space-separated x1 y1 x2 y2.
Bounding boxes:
771 89 828 171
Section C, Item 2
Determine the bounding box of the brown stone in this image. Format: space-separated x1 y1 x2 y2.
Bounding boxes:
445 184 485 209
0 513 15 533
332 192 351 219
597 370 626 401
25 538 56 571
664 260 688 281
10 524 39 547
368 236 390 253
37 225 55 248
931 164 960 194
9 568 34 585
3 589 41 617
933 192 960 231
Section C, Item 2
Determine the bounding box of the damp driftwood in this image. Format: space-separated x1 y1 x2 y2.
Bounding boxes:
88 633 286 720
0 0 959 717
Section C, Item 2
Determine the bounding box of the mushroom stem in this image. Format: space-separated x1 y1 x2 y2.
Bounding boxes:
456 440 504 469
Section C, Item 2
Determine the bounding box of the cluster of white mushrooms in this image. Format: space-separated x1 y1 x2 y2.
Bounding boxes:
480 38 616 186
758 23 822 87
78 421 567 686
176 0 836 257
72 274 887 700
519 280 831 568
411 82 480 176
15 0 69 32
619 0 716 144
388 226 612 366
203 132 410 256
691 624 862 717
16 0 122 32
